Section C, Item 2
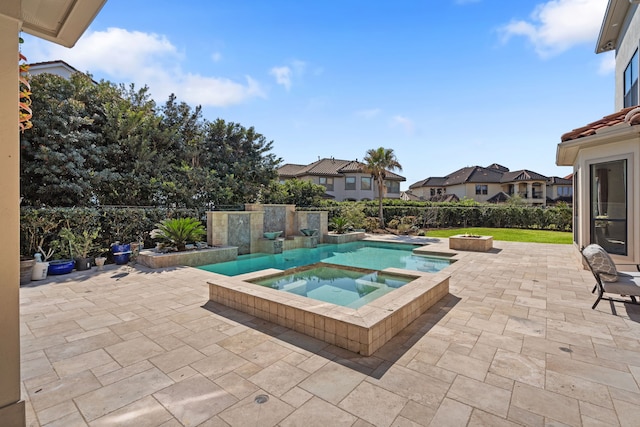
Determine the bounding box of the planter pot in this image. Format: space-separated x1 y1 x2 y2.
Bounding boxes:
74 257 93 271
48 259 75 275
20 258 35 285
31 262 50 281
112 243 131 265
95 257 107 270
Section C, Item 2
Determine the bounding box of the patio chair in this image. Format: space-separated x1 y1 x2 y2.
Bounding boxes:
581 244 640 310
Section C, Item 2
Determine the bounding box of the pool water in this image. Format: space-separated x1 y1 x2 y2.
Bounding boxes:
198 241 453 276
250 264 415 309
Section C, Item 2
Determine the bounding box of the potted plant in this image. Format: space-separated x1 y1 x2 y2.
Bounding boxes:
150 217 206 252
59 227 101 271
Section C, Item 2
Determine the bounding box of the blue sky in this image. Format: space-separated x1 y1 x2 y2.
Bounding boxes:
24 0 614 189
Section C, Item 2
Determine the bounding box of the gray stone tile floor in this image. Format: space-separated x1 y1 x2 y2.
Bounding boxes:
19 237 640 426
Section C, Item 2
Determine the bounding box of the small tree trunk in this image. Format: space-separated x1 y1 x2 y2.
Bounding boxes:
377 179 384 228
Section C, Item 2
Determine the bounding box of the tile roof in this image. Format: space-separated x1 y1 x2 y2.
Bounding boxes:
277 158 405 181
561 105 640 142
411 164 548 189
547 176 572 185
444 166 504 185
409 177 447 189
500 169 548 183
486 191 511 203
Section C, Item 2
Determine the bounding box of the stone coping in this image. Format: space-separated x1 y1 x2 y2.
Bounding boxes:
208 266 450 355
137 246 237 268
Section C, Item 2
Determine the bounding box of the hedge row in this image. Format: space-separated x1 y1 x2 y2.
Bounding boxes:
21 203 572 259
20 206 204 259
301 204 572 232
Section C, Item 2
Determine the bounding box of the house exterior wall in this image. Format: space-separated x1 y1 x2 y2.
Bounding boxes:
572 138 640 265
301 173 401 202
29 63 76 79
447 183 502 203
615 6 640 110
0 9 25 425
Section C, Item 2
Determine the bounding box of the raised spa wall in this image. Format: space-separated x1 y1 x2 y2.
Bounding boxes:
207 204 328 255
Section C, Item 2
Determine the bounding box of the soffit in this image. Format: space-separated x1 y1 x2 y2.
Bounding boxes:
596 0 630 54
20 0 107 48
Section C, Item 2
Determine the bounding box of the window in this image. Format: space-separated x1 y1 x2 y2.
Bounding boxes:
361 177 372 191
558 186 573 197
345 176 356 190
385 180 400 194
624 50 638 108
430 188 435 196
590 160 627 255
319 177 334 191
475 185 488 195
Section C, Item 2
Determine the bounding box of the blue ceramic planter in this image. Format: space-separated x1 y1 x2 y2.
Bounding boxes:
112 243 132 265
48 259 75 275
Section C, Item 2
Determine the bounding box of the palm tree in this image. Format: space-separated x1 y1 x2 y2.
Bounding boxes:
363 147 403 228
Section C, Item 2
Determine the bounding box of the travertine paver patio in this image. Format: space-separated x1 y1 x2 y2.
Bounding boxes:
19 237 640 426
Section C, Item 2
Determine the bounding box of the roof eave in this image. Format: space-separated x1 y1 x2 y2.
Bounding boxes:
595 0 630 54
556 124 639 166
19 0 107 48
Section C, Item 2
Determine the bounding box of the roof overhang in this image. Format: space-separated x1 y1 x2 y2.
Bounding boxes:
1 0 107 48
596 0 631 54
556 123 640 166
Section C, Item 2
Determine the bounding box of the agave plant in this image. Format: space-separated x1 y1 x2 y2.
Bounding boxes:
150 217 206 251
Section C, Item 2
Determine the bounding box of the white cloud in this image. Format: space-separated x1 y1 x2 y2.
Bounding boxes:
356 108 382 119
211 52 222 62
500 0 607 58
270 66 292 91
27 27 264 107
270 59 308 91
391 115 415 135
598 51 615 75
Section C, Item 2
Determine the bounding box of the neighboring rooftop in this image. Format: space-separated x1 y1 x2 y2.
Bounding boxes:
278 157 406 181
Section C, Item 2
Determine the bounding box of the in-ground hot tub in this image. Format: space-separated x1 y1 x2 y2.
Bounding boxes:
207 263 449 356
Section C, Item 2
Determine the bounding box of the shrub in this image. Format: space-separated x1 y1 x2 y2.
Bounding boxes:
150 217 206 251
329 216 350 234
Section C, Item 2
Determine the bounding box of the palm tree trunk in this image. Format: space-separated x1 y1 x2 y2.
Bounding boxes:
377 178 384 227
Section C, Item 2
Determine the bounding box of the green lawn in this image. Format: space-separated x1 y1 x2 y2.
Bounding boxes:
425 227 572 244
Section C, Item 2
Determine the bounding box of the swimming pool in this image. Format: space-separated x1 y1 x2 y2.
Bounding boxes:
198 240 453 276
250 263 416 309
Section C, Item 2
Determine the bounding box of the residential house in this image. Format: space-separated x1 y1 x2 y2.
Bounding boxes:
408 163 552 206
1 2 107 425
556 0 640 265
28 59 82 79
546 175 573 205
277 157 406 202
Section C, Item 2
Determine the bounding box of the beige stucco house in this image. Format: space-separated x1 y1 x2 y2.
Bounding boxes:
556 0 640 265
278 157 406 202
408 163 553 205
0 2 106 425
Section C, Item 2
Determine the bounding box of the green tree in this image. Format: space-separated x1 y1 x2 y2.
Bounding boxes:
200 119 281 206
261 179 326 206
20 73 105 206
363 147 403 227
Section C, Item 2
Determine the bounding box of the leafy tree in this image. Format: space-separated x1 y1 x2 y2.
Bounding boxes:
20 73 101 206
363 147 403 227
200 119 281 206
261 179 326 206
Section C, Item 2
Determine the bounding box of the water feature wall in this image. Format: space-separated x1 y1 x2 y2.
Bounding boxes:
207 205 328 255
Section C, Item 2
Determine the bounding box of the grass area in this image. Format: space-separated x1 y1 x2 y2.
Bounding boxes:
424 227 572 244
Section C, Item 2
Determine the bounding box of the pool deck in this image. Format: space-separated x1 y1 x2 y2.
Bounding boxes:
19 236 640 426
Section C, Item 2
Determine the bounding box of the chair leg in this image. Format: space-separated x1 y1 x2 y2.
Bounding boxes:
592 284 597 293
592 291 603 310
